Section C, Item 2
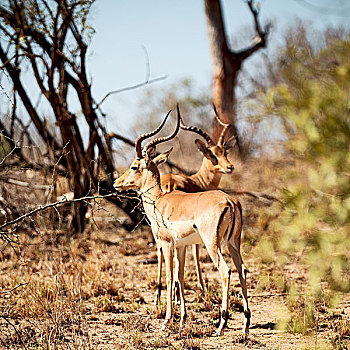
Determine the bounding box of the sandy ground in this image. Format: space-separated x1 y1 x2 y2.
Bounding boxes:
1 225 349 349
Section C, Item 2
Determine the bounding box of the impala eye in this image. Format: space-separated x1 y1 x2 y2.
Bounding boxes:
130 166 138 171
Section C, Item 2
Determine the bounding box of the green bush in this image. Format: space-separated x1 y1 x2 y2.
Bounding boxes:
258 27 350 333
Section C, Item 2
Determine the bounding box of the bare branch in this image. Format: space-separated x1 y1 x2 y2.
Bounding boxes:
0 192 136 233
95 75 167 110
0 42 61 150
222 188 282 204
108 132 135 148
0 135 36 165
236 0 271 61
247 0 263 38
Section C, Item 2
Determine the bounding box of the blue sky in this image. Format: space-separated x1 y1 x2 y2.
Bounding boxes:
87 0 349 136
1 1 347 140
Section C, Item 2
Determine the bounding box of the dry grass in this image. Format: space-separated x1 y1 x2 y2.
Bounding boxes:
331 317 350 349
0 156 349 349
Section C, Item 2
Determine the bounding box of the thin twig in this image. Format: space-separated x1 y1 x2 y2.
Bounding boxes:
0 193 129 232
0 282 28 294
95 75 167 110
1 316 26 349
45 141 70 204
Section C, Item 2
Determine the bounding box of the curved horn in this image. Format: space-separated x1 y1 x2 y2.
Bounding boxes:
218 125 230 146
145 104 181 154
135 110 171 158
179 109 215 147
213 104 231 146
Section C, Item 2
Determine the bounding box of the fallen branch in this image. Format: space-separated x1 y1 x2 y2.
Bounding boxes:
1 316 26 349
0 158 67 172
0 282 28 294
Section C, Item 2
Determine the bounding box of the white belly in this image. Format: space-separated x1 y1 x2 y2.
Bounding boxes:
151 217 203 247
174 231 202 247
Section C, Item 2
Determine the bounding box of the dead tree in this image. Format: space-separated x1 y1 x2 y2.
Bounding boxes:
0 0 144 232
205 0 270 151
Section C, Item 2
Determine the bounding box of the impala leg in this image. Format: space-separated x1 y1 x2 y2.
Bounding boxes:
176 246 187 328
154 241 163 307
206 247 230 336
228 243 250 338
173 249 181 305
192 244 206 293
161 241 174 329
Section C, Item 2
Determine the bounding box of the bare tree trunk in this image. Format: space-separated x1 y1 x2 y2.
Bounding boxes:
204 0 270 154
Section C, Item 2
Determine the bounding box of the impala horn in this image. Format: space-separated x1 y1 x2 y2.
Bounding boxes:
145 104 181 156
135 110 172 159
179 110 215 147
213 104 231 146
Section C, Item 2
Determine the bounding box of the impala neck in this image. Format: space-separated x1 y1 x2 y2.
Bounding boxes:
190 157 222 190
139 164 163 216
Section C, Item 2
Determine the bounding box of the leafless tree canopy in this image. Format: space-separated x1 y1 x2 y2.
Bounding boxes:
0 0 155 232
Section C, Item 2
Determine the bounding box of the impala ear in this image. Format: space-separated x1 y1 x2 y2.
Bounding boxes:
153 147 173 165
195 139 208 155
145 146 157 165
224 135 237 150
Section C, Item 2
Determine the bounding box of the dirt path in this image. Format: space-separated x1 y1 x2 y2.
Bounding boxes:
84 292 335 349
1 228 349 349
71 230 348 349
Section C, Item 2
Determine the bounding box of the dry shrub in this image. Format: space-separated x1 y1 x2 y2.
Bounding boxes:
95 296 119 312
178 338 202 350
176 318 215 340
331 317 350 349
0 230 130 348
277 295 317 335
154 303 166 319
121 315 152 333
192 285 220 318
255 267 288 293
116 331 172 349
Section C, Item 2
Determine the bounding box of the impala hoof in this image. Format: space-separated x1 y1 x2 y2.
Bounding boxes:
242 327 249 339
243 309 251 338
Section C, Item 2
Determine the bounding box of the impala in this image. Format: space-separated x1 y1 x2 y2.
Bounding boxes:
157 110 237 302
161 109 236 193
114 108 250 336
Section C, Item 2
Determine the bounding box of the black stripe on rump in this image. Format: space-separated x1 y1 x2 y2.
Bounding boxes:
227 205 236 242
217 205 230 241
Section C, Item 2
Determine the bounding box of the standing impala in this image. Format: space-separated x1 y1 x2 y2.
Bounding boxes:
114 108 250 336
161 110 236 193
157 110 237 302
